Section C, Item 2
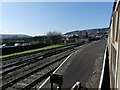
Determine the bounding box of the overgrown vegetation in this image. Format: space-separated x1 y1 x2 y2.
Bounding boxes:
46 31 63 45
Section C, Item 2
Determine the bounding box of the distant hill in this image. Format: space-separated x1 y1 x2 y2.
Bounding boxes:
64 30 80 35
64 28 109 36
0 34 32 39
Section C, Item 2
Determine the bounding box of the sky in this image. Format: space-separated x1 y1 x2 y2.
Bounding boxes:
2 2 113 36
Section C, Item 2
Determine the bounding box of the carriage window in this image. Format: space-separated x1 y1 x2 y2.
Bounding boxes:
112 11 119 43
111 17 113 42
115 11 119 42
112 17 115 43
111 45 117 75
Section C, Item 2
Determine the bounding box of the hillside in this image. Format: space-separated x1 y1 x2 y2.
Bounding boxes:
0 34 32 39
64 28 109 36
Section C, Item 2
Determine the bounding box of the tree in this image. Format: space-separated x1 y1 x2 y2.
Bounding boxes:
47 31 62 45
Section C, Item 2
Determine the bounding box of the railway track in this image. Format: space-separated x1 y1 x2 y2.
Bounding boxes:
1 44 75 62
1 45 75 71
1 51 72 90
1 43 82 90
1 45 75 76
1 44 75 66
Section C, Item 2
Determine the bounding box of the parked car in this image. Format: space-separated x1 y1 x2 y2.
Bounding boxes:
14 43 22 46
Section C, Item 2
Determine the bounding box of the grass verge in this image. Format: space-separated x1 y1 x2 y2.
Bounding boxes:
0 44 66 59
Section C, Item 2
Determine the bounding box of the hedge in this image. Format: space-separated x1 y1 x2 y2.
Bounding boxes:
2 43 50 55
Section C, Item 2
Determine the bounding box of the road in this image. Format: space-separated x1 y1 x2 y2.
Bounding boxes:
61 40 106 88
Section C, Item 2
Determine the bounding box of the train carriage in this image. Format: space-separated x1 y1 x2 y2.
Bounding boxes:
108 0 120 89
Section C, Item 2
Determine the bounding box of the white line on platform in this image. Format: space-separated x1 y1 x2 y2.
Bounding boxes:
37 52 73 90
75 50 78 54
98 47 107 90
